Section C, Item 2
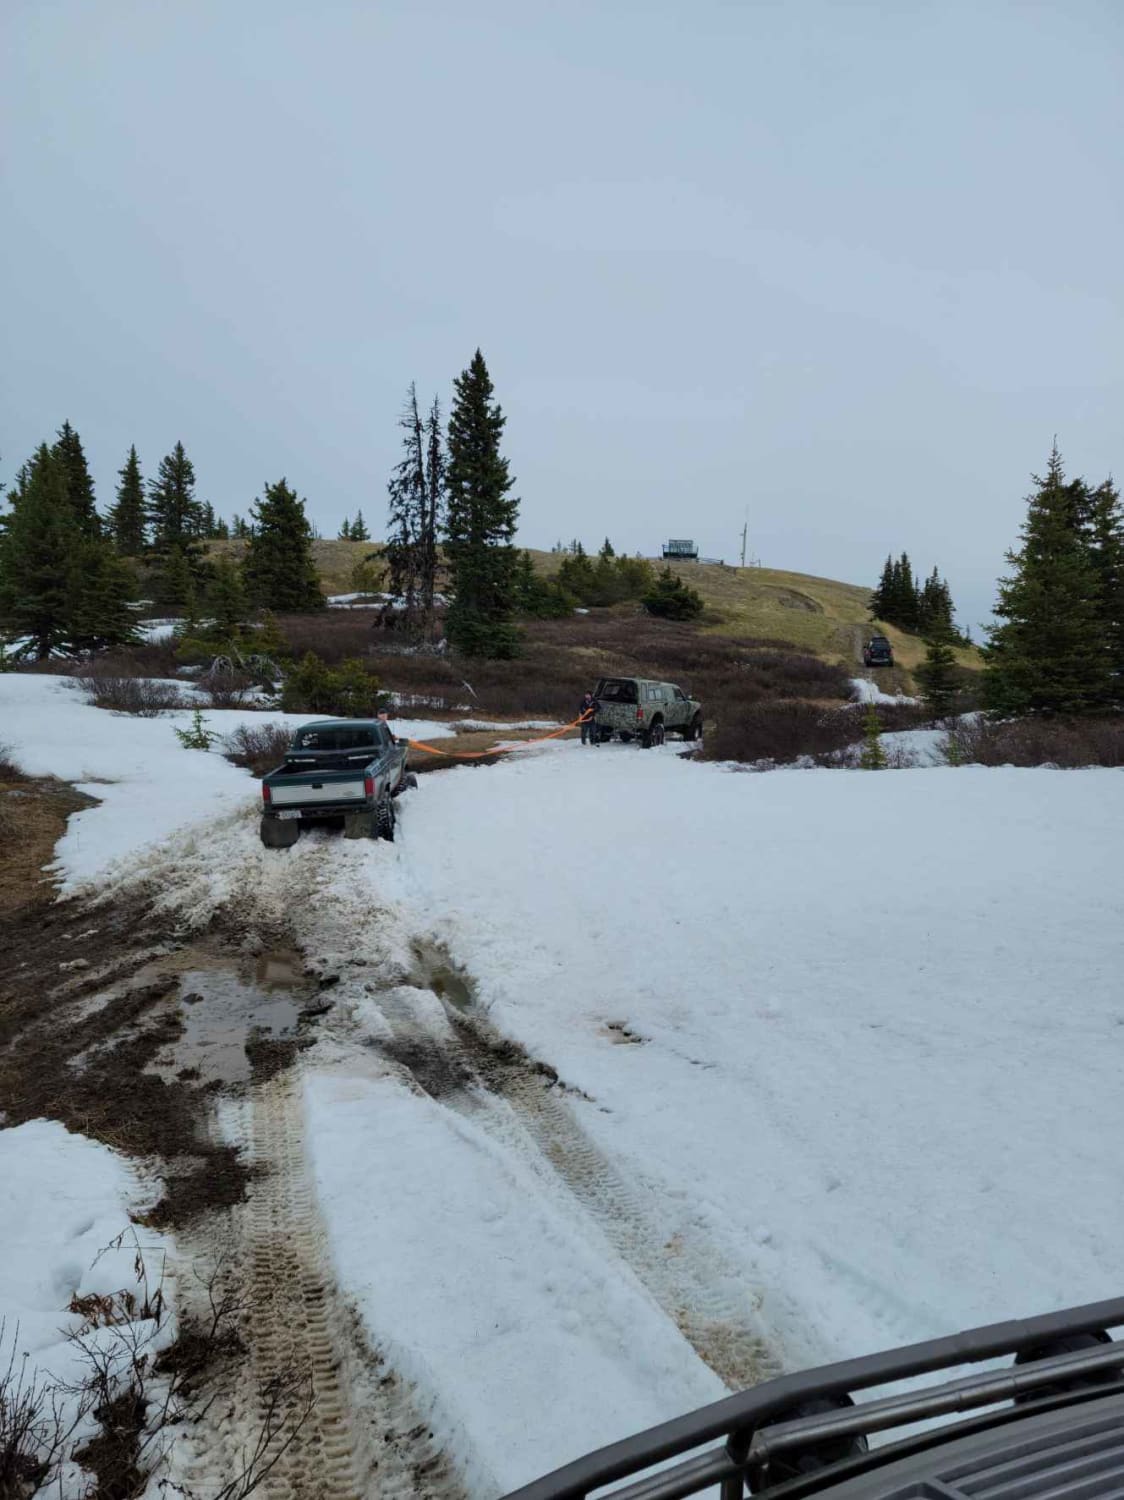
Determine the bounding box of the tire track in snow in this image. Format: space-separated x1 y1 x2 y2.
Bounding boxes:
374 969 781 1393
178 1070 464 1500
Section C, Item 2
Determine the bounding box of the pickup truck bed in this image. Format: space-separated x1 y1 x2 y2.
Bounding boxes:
260 717 413 848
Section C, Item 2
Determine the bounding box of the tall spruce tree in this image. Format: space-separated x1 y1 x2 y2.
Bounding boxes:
984 446 1112 714
242 478 325 611
0 446 81 657
68 539 139 651
205 558 250 636
0 444 136 655
444 351 520 657
915 621 960 717
338 517 352 540
52 421 100 537
108 445 147 554
350 509 370 542
148 442 203 552
870 555 894 620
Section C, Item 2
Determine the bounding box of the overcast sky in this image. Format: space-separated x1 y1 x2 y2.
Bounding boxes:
2 1 1121 630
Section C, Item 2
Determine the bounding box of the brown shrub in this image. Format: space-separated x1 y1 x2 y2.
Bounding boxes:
223 722 293 777
703 701 858 766
944 716 1124 768
75 677 190 715
0 743 27 781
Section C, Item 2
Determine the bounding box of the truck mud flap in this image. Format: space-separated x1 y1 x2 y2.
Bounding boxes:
344 809 377 840
261 816 301 850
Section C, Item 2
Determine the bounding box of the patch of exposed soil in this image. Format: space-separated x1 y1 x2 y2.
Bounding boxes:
0 876 319 1227
0 775 98 918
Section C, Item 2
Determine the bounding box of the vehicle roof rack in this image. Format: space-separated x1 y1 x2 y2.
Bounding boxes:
502 1298 1124 1500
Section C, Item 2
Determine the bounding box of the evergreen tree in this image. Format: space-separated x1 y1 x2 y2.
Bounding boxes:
915 623 960 718
350 509 370 542
206 558 250 636
984 446 1112 714
869 555 894 619
1083 479 1124 694
514 550 572 618
338 517 352 540
859 703 887 768
148 442 203 552
108 445 147 554
642 567 704 620
153 544 198 612
212 517 230 540
556 542 594 600
443 352 520 657
0 445 81 657
0 444 136 654
201 501 218 538
52 421 100 537
896 552 919 631
242 478 325 611
68 540 139 651
599 537 615 560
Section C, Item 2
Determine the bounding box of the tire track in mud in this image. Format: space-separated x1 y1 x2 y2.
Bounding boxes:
178 1069 464 1500
374 962 781 1394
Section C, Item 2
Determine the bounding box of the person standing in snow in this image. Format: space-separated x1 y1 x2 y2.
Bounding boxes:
579 690 598 746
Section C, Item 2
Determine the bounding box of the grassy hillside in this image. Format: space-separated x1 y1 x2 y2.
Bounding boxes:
201 538 981 680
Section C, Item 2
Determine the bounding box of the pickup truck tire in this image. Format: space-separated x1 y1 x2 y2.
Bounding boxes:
681 714 703 741
260 815 300 850
376 793 396 842
641 719 665 749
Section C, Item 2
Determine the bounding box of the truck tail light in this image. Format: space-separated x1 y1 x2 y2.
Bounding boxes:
262 783 271 804
636 706 645 722
364 774 375 798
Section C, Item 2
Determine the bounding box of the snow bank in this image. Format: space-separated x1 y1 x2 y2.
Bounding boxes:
0 674 452 889
0 1121 170 1485
305 1071 723 1493
852 677 918 705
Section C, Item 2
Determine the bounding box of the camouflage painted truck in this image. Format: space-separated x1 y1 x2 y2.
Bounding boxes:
259 718 415 849
593 676 703 747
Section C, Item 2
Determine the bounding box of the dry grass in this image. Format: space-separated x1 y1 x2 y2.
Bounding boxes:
201 539 983 681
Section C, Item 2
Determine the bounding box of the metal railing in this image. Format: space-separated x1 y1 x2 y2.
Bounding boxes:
502 1298 1124 1500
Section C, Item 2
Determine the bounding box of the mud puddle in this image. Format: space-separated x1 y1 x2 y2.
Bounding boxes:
152 949 314 1087
409 940 474 1010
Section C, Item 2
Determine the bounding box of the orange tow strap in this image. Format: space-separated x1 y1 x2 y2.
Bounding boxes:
406 711 594 761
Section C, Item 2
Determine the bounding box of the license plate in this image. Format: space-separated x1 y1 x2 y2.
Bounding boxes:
276 810 301 821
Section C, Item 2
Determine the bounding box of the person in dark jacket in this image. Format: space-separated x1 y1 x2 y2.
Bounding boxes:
579 690 598 746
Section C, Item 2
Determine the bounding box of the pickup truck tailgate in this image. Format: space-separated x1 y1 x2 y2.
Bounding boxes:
270 778 365 806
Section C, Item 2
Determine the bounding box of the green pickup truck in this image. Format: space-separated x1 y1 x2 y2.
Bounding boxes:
260 718 415 849
593 676 703 747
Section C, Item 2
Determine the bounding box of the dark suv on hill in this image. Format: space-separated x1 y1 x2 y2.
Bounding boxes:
862 636 894 668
